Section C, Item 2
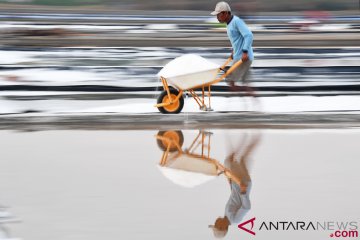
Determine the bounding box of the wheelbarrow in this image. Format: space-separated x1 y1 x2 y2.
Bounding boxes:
155 130 241 188
154 54 243 114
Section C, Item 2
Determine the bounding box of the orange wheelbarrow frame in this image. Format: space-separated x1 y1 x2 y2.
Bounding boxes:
155 130 242 186
154 57 243 113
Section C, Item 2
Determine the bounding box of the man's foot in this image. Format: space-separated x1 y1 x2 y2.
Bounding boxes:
229 81 243 92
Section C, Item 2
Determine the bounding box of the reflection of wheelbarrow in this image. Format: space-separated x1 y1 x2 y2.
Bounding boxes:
155 130 241 188
154 54 242 114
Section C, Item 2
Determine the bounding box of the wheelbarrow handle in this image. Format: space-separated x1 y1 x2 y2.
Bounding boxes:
221 59 243 78
214 161 242 186
219 56 233 70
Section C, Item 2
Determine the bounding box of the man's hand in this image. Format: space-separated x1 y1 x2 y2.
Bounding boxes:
219 67 227 73
241 52 249 62
220 66 229 74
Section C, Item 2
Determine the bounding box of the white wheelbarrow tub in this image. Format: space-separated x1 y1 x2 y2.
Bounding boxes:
157 153 218 188
157 54 220 90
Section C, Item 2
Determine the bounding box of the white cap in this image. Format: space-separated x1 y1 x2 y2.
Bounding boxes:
211 1 231 15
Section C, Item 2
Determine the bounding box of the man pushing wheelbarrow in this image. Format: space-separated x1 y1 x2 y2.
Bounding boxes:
155 1 256 114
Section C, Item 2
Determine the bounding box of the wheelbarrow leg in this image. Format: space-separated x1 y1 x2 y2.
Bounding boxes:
189 89 213 111
208 85 212 110
200 86 213 111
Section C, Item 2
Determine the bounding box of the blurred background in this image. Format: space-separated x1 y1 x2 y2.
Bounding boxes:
0 0 359 114
0 0 357 11
0 2 360 239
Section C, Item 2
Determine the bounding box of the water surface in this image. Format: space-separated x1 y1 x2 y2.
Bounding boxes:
0 128 359 239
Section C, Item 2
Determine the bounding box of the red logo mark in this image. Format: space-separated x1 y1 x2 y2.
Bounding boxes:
238 217 256 235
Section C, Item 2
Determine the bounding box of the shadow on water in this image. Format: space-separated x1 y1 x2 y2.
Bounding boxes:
0 206 20 239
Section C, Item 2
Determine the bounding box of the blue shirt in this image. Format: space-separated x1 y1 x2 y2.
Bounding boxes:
226 15 254 62
225 181 251 224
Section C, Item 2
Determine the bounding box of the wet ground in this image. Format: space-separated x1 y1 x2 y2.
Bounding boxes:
0 10 359 47
0 128 360 239
0 12 359 117
0 46 359 116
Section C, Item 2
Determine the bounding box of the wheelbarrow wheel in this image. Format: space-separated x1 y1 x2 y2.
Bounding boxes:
157 130 184 152
157 88 184 114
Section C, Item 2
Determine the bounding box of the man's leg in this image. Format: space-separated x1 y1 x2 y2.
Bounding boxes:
226 61 255 95
240 60 257 97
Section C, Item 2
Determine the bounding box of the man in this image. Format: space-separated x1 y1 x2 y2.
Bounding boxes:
211 1 255 96
209 131 261 238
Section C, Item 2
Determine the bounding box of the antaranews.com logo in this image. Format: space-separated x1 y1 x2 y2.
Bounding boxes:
238 217 359 238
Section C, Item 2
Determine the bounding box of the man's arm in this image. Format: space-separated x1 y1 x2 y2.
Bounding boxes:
236 19 253 61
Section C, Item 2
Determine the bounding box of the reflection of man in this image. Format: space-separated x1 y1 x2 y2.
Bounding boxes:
209 133 260 238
